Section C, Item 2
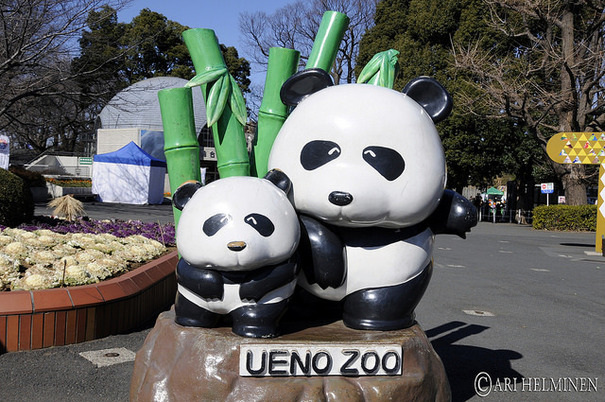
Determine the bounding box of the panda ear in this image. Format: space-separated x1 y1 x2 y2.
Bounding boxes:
264 169 292 195
402 77 453 123
280 68 333 107
172 181 203 211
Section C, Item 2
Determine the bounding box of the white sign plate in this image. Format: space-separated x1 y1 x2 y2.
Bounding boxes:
239 344 403 377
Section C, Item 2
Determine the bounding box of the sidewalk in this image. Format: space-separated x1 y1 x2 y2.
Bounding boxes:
0 220 602 402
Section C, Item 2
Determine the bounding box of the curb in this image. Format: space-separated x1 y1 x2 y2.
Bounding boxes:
0 251 178 353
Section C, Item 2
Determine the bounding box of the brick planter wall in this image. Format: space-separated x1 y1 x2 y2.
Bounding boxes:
0 251 177 353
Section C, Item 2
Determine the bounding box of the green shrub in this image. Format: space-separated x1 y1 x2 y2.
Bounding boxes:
532 205 597 231
8 165 46 187
0 168 34 227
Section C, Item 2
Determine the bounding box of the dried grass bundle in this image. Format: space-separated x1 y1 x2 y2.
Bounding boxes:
47 195 84 221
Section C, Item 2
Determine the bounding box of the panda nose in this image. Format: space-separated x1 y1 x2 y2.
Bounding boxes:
227 241 247 252
328 191 353 206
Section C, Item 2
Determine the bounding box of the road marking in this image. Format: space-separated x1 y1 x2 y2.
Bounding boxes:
446 264 466 268
79 347 136 367
531 268 550 272
463 309 495 317
498 250 513 254
438 247 452 250
498 240 510 243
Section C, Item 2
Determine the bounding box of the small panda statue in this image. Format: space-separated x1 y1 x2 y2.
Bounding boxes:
172 172 300 338
268 70 477 331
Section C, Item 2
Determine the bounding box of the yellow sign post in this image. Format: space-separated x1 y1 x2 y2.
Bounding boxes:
546 132 604 252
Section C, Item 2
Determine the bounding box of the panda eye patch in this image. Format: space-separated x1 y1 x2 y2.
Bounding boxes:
245 213 275 237
300 140 341 170
363 146 405 181
203 213 232 236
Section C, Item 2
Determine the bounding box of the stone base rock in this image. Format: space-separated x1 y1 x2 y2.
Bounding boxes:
131 308 451 401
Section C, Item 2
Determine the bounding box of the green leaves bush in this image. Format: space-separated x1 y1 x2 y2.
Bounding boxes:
532 205 597 231
0 168 34 227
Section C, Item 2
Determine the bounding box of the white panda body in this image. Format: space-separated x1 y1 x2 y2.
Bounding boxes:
268 84 445 305
177 281 298 314
298 228 434 301
173 175 301 337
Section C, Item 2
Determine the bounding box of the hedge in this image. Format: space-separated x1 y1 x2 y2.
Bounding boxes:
532 205 597 231
0 168 34 227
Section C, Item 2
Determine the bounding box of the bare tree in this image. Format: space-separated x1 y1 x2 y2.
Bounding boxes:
239 0 377 85
453 0 605 205
0 0 130 152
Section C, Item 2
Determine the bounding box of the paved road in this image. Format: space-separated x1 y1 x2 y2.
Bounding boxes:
1 214 603 401
33 200 176 224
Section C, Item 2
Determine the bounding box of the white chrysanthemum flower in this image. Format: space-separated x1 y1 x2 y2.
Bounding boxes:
75 251 96 264
29 250 56 265
36 229 55 236
4 242 28 257
85 262 112 280
98 233 119 242
53 243 78 256
37 234 60 247
65 264 95 283
23 273 52 290
56 255 78 269
90 242 115 254
0 235 13 246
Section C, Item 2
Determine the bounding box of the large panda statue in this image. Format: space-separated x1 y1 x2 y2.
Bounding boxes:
268 70 477 331
172 172 300 338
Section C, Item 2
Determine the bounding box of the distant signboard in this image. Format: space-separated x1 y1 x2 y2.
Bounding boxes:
202 147 217 161
79 157 93 166
541 182 554 194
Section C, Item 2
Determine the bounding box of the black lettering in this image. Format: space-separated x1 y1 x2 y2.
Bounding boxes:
381 351 401 375
340 350 360 376
312 351 332 375
246 350 266 376
290 351 311 376
361 351 380 375
268 350 288 376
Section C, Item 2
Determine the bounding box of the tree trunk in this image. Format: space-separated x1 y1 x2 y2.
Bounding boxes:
555 163 587 205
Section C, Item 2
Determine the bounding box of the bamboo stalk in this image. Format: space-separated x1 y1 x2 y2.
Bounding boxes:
305 11 350 72
183 28 249 178
251 47 300 177
158 86 201 227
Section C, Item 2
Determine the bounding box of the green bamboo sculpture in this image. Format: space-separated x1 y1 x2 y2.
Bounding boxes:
306 11 350 72
158 87 201 227
251 47 300 177
357 49 400 89
183 28 249 178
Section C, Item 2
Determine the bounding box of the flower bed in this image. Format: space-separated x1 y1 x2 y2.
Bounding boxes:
0 216 178 353
0 217 175 291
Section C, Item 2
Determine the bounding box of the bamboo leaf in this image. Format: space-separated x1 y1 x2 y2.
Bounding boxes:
206 74 231 126
185 67 228 88
357 54 381 84
379 56 391 88
359 49 400 88
229 75 248 126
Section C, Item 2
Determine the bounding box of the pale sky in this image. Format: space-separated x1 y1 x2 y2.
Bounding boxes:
118 0 294 87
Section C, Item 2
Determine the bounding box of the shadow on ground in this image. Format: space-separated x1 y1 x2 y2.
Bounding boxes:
426 321 524 401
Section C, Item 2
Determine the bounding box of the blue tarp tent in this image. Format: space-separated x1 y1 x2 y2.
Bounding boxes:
92 142 167 204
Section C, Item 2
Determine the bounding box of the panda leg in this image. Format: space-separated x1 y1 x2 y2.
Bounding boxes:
231 300 288 338
174 291 221 328
342 262 433 331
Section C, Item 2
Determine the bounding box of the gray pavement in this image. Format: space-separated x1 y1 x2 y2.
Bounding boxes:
0 204 603 401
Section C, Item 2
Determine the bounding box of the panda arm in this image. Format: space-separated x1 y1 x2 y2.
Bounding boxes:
239 258 299 302
176 258 224 300
299 215 346 289
427 189 478 238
